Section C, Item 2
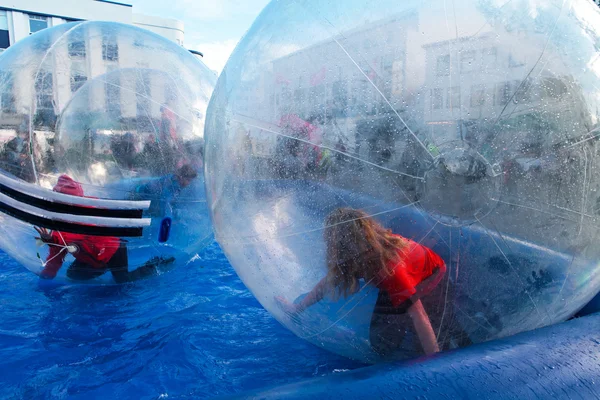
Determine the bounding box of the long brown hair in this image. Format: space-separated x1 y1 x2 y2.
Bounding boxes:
323 207 409 299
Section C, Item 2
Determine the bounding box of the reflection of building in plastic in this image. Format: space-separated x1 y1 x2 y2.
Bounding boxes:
235 5 598 195
238 12 418 160
422 33 594 152
3 27 188 134
0 0 190 133
419 30 600 240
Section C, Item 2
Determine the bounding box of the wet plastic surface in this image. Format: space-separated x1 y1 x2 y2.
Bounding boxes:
205 0 600 362
0 21 215 282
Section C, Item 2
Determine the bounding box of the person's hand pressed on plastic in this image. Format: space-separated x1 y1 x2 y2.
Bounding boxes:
275 296 302 315
34 227 53 243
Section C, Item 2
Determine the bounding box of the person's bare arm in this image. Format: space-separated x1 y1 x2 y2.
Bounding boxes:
296 276 329 312
408 299 440 355
276 276 329 314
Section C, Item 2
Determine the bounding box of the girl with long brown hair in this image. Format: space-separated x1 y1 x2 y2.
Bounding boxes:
277 207 447 358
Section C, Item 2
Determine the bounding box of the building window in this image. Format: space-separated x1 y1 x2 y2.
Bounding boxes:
35 71 54 110
460 50 476 73
0 72 16 113
102 30 119 61
332 81 347 116
70 71 87 93
29 15 48 34
431 88 443 110
34 70 56 126
0 11 9 49
436 55 450 76
470 84 486 107
136 73 151 118
512 79 532 104
68 40 86 59
446 86 460 109
495 82 511 106
105 80 121 117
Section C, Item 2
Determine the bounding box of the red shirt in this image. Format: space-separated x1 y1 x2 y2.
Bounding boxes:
377 238 446 307
42 231 120 278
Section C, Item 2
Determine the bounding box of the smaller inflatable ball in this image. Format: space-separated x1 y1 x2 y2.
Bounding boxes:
205 0 600 362
0 21 216 283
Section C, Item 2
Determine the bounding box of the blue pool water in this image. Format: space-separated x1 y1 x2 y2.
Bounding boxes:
0 242 362 399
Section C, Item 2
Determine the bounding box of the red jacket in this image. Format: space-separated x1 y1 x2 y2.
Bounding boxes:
42 232 120 278
40 175 120 278
378 238 446 307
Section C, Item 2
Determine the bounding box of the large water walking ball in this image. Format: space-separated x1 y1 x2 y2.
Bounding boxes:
205 0 600 362
0 21 216 283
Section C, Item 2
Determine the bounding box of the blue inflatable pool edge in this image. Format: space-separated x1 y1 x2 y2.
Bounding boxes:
226 312 600 399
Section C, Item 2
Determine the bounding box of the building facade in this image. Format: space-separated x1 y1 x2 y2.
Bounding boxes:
0 0 215 187
234 11 419 164
422 32 593 154
0 0 185 51
0 0 194 131
238 6 597 169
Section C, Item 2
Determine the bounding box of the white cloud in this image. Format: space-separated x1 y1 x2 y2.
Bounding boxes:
191 39 303 76
176 0 230 20
190 39 304 76
191 39 238 73
175 0 269 21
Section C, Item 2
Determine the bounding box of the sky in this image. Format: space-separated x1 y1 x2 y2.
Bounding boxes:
126 0 271 74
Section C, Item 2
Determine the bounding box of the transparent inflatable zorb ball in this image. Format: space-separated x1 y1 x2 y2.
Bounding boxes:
205 0 600 362
0 21 216 283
